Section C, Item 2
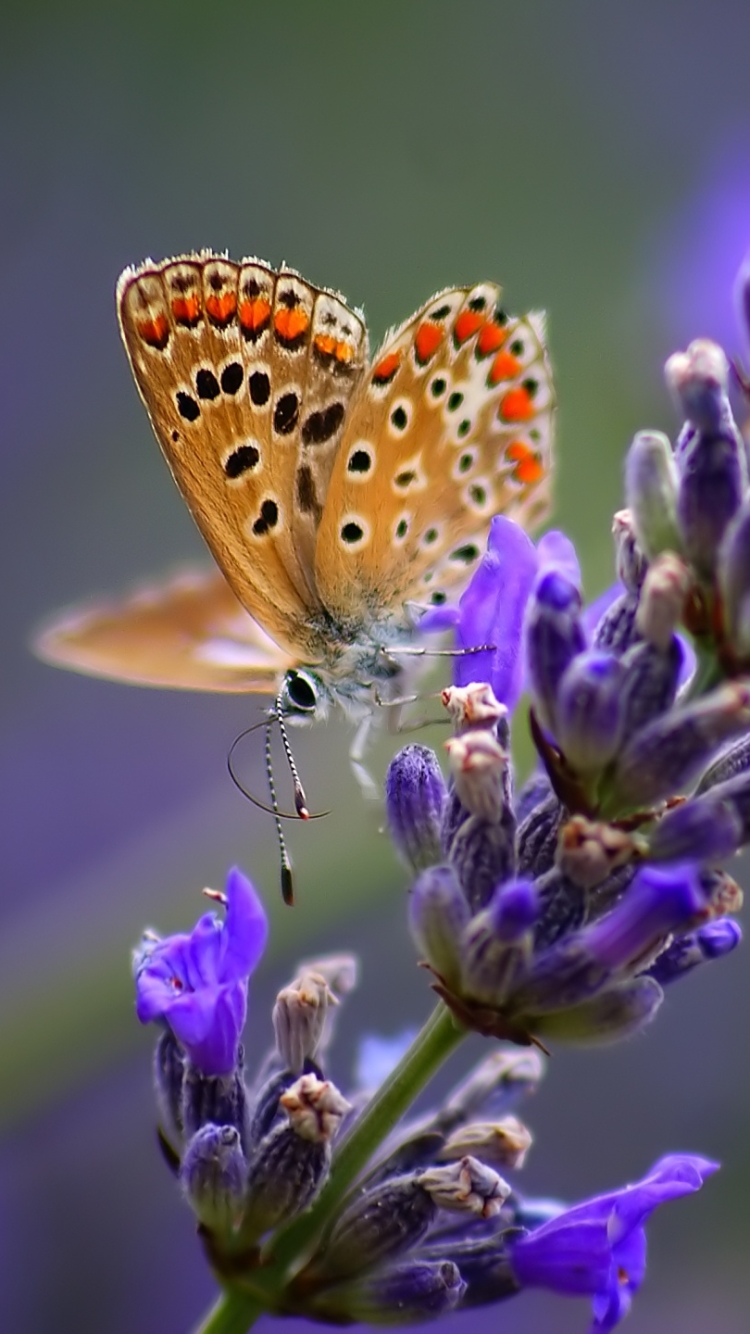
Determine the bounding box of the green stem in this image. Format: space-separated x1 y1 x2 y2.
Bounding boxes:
193 1290 263 1334
263 1000 464 1280
192 1001 465 1333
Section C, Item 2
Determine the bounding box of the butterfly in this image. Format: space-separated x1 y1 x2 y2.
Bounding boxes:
36 253 554 877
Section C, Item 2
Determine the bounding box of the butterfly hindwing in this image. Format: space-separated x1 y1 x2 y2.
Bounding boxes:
117 254 368 658
314 283 554 622
34 568 295 692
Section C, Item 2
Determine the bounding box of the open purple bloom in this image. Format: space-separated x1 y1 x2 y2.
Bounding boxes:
134 866 269 1076
420 515 581 711
509 1153 718 1333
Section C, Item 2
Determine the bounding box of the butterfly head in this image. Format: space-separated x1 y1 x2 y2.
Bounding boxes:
279 668 326 723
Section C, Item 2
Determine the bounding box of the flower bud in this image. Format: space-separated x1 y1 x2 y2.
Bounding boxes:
419 1233 520 1306
525 570 586 730
153 1029 185 1152
442 682 508 734
409 865 470 986
618 637 682 742
697 735 750 790
445 810 517 914
417 1156 511 1218
279 1072 351 1142
318 1176 437 1280
241 1075 348 1243
180 1123 247 1234
648 792 742 864
461 880 537 1004
718 500 750 662
612 509 649 591
438 1048 545 1130
439 1116 532 1170
554 650 625 773
517 793 564 880
625 432 681 560
314 1260 466 1324
583 861 707 973
182 1061 249 1149
557 816 641 892
592 589 642 656
635 553 691 651
386 745 447 871
606 681 750 812
273 970 337 1073
531 975 664 1043
445 730 510 821
647 918 741 985
666 339 729 433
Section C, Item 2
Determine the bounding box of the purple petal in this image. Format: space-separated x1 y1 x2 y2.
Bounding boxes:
218 866 269 982
454 515 540 708
537 530 582 587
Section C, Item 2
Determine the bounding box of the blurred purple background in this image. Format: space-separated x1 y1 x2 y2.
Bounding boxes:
2 3 750 1330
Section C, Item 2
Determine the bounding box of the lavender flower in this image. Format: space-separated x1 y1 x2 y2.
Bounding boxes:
509 1154 718 1333
134 866 268 1077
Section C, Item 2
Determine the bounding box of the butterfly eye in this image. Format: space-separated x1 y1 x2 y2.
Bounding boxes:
282 669 319 715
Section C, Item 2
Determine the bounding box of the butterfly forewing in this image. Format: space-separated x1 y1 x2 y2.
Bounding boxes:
314 284 554 622
117 253 367 658
34 568 295 692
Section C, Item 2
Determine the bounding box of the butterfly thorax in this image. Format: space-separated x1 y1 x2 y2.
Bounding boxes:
301 610 414 721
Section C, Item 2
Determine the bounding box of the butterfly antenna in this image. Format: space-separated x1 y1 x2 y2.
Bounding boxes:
275 692 311 819
227 719 329 821
265 716 295 907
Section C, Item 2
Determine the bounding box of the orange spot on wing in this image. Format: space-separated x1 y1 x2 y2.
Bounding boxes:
414 321 444 363
476 321 508 357
314 333 355 364
487 350 522 384
206 292 237 325
239 297 271 333
274 307 310 341
372 350 402 384
136 314 169 350
507 441 545 485
334 340 355 364
171 295 201 325
453 309 484 345
500 387 534 422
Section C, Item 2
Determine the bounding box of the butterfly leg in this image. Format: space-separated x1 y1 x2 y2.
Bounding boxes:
349 715 380 799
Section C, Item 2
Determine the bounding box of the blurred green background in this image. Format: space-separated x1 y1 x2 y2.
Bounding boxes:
2 2 750 1330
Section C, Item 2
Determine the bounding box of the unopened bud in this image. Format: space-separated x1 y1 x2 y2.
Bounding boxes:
442 683 508 734
635 552 691 651
439 1116 532 1170
557 816 641 891
445 730 509 821
273 971 337 1074
417 1156 511 1218
180 1124 247 1234
718 500 750 663
531 975 664 1043
319 1176 437 1280
409 864 470 986
182 1061 249 1148
665 339 729 432
526 570 586 731
386 744 447 871
438 1049 545 1130
153 1030 185 1152
625 433 682 561
313 1260 466 1325
279 1073 351 1143
612 509 649 591
554 650 625 773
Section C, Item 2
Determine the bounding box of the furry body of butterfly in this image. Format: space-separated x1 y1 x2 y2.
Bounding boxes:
36 253 555 749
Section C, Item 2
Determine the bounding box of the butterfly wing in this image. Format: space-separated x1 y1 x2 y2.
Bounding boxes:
117 254 368 659
34 568 295 692
314 283 554 620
